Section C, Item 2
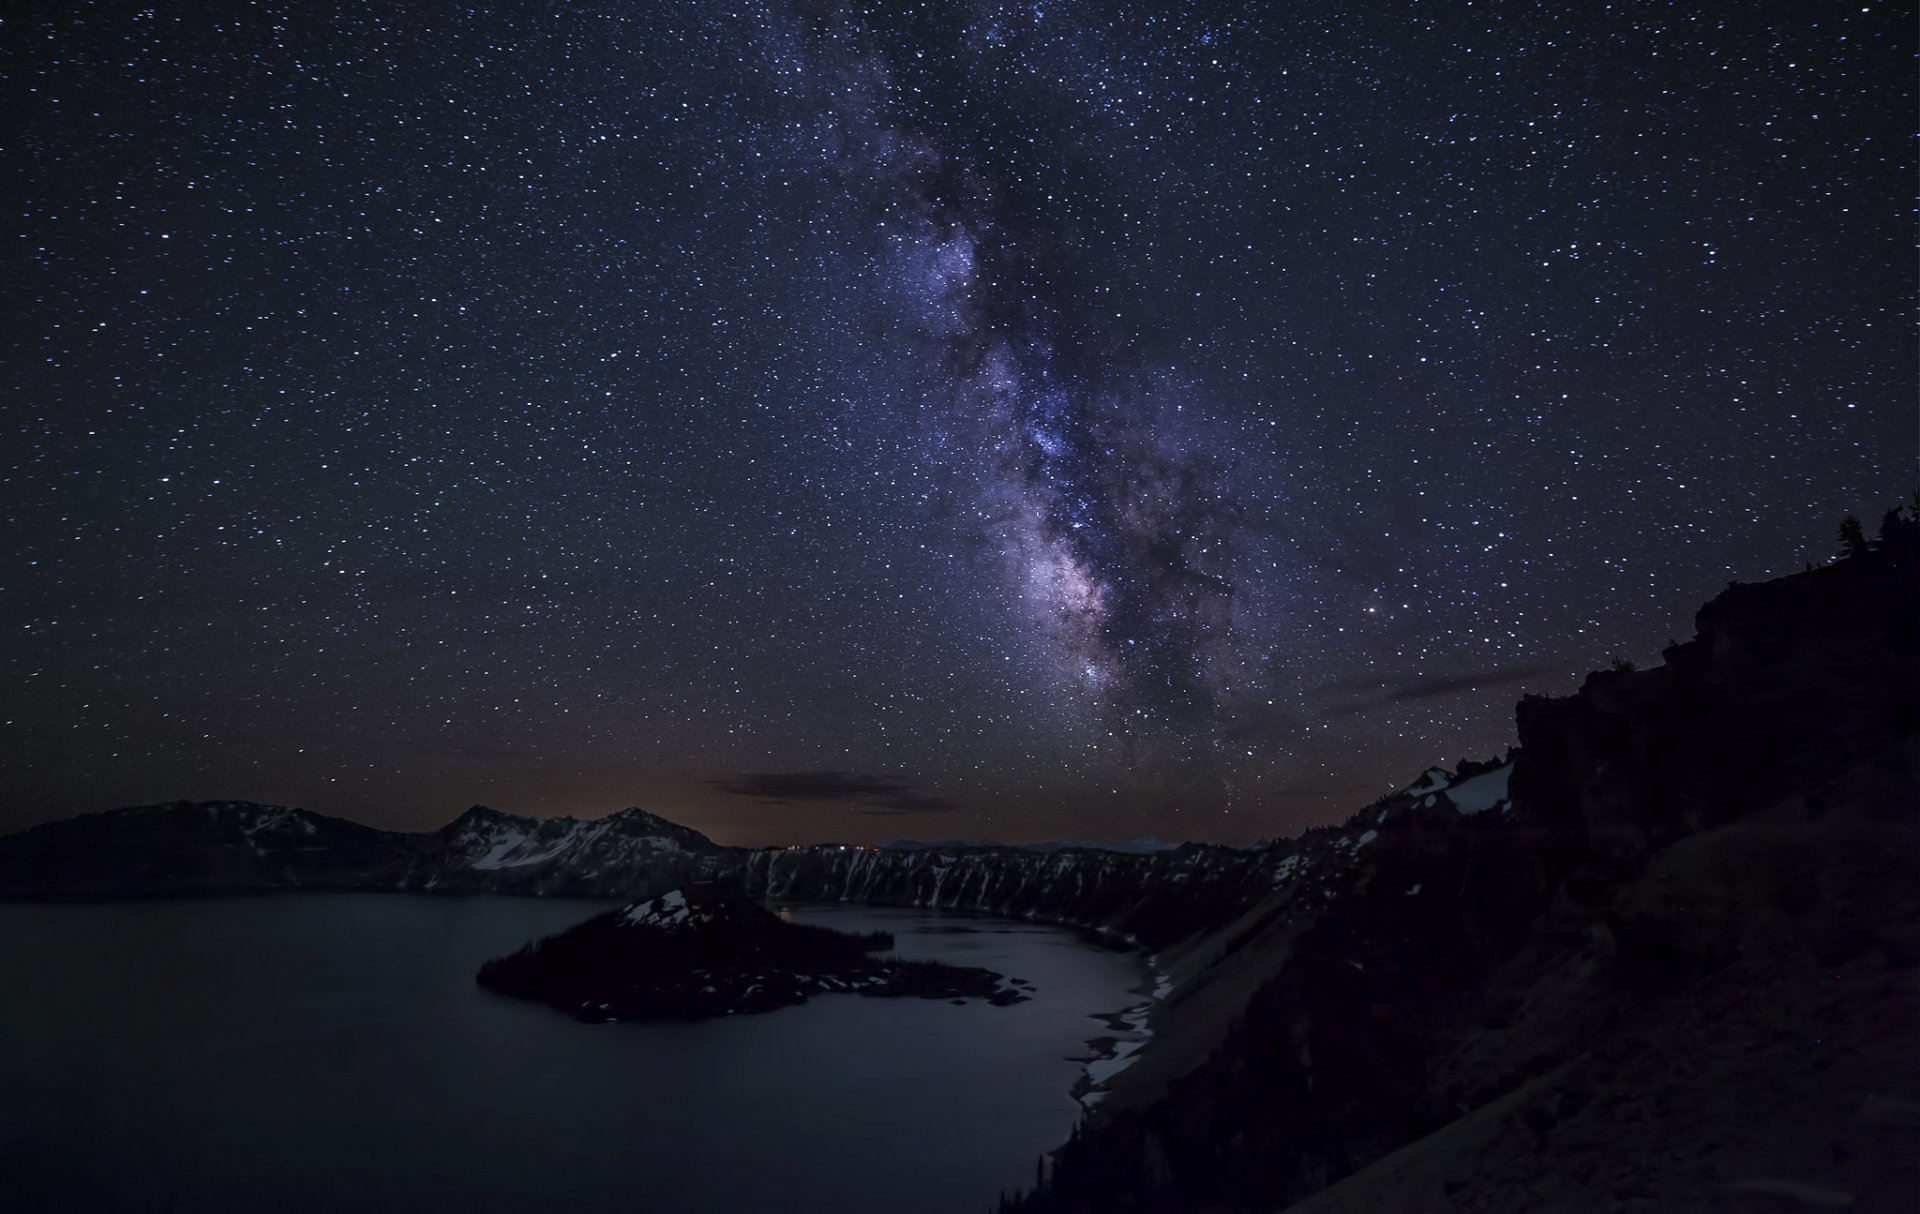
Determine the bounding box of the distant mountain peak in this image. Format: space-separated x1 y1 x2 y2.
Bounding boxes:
446 804 516 827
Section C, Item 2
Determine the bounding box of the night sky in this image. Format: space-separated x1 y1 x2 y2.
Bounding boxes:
4 0 1913 845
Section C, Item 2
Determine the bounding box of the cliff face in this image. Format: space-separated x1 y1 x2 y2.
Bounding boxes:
1514 551 1917 864
1006 545 1918 1214
734 841 1281 951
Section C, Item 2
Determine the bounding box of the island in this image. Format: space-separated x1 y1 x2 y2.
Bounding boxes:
476 887 1031 1021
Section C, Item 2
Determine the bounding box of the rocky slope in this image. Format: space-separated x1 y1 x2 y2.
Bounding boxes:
1000 536 1919 1212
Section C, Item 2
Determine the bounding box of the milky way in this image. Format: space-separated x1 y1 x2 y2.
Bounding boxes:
759 7 1299 804
4 0 1912 844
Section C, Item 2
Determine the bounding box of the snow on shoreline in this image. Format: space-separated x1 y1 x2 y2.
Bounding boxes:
1076 956 1170 1110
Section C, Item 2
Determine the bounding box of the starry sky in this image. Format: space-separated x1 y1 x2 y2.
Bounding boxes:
4 0 1913 845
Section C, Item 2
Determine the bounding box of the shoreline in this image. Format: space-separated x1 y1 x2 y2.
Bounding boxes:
780 900 1165 1111
1068 958 1168 1110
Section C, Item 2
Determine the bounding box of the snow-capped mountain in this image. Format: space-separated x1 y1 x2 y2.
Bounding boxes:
395 805 727 896
0 749 1529 947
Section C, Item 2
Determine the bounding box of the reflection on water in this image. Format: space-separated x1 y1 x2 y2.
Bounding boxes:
0 894 1144 1213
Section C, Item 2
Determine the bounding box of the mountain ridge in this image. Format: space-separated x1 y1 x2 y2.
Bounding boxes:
3 522 1914 1211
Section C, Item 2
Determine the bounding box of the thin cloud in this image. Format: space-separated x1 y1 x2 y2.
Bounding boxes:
1315 661 1559 718
713 771 961 815
1381 662 1558 702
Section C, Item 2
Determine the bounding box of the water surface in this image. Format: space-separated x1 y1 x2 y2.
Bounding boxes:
0 894 1143 1213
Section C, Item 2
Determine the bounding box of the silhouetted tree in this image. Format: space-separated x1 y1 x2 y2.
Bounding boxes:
1838 514 1869 558
1879 502 1920 558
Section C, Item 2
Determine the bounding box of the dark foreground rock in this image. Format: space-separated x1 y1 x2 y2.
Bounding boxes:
475 887 1028 1021
1002 528 1919 1213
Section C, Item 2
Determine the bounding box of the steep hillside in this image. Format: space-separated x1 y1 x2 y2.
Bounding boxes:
1003 539 1918 1212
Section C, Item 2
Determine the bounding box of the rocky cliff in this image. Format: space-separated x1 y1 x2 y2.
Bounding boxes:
1001 537 1918 1213
736 839 1282 952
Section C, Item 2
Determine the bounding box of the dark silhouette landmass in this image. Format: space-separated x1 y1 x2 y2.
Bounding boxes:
3 509 1914 1212
475 886 1027 1021
997 514 1918 1211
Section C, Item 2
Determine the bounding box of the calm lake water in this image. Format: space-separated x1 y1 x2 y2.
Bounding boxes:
0 894 1145 1213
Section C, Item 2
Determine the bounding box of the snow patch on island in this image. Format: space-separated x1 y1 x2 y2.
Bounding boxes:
621 889 690 929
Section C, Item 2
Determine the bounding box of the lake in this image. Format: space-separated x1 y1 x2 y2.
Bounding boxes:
0 894 1147 1213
